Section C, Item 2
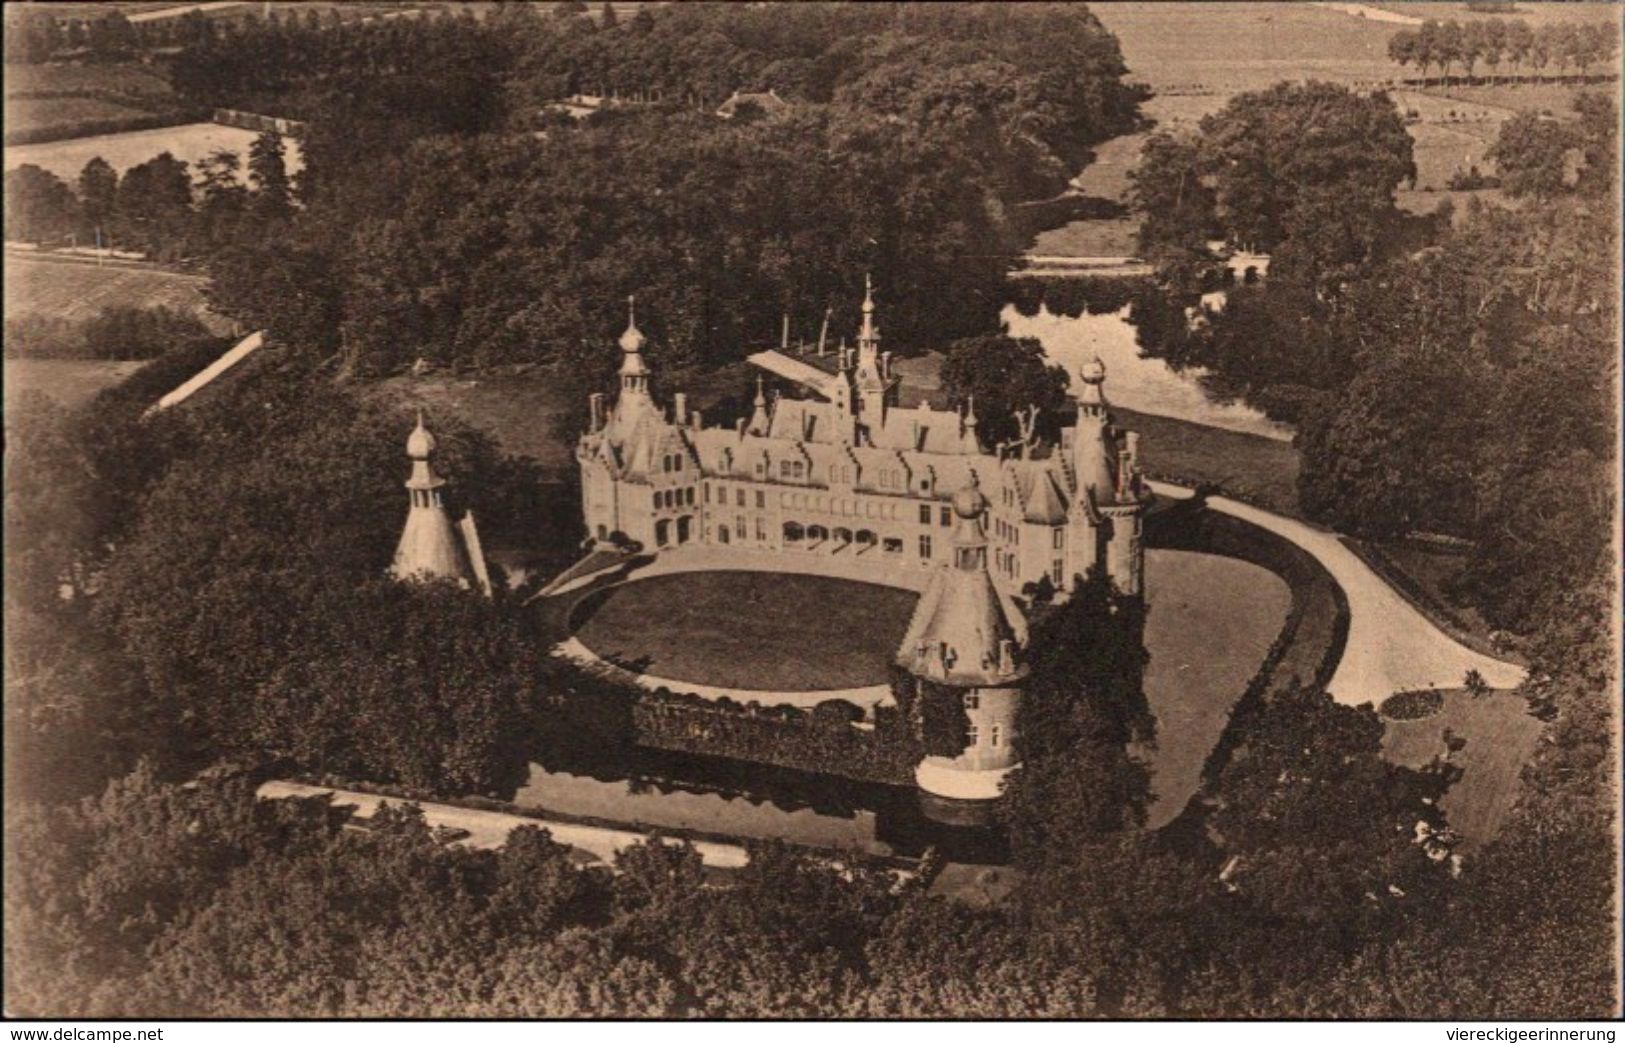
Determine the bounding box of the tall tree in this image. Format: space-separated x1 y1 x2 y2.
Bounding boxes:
246 131 292 222
77 157 119 243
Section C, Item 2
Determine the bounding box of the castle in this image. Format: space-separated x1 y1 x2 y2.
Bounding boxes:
577 278 1148 601
563 278 1150 803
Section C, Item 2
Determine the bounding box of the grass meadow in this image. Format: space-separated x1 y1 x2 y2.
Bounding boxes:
5 253 229 329
1382 688 1544 846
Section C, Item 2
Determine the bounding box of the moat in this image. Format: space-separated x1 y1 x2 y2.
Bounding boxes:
529 546 1291 860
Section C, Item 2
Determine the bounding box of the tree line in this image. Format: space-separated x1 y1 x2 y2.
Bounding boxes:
1126 82 1615 634
1386 18 1618 86
3 4 372 65
175 2 1143 381
3 130 292 261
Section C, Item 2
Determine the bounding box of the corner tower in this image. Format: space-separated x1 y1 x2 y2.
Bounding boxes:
899 480 1030 802
1064 358 1147 597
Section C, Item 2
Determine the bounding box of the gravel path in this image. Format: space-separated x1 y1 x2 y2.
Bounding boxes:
1149 481 1527 704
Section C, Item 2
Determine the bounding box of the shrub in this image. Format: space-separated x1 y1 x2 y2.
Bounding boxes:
1379 689 1444 721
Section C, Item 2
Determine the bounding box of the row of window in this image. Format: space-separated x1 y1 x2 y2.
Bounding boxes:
653 487 697 511
661 453 686 473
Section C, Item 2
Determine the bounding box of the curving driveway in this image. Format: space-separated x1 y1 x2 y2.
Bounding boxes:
1148 481 1527 705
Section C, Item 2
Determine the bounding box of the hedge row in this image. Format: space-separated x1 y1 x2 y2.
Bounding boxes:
632 686 921 787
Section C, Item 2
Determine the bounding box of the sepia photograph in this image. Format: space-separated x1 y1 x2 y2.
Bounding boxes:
3 0 1620 1026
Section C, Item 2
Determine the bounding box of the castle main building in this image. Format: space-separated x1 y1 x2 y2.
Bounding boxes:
577 279 1148 601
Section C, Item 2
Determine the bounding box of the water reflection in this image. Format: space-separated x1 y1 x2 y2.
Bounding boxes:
518 743 1010 864
1000 302 1294 442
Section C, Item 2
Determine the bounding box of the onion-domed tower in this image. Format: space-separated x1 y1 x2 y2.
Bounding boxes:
390 412 490 595
898 480 1030 802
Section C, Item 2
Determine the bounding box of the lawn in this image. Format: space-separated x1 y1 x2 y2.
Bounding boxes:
1116 406 1302 515
4 253 231 331
3 357 147 412
4 122 304 181
571 571 920 692
1381 688 1543 847
1028 218 1140 260
1139 548 1294 829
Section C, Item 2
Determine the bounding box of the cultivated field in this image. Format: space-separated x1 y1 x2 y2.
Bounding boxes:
4 95 154 139
1040 3 1617 244
5 252 232 331
1382 688 1544 846
3 357 146 412
1093 2 1398 94
1367 1 1622 28
4 121 305 180
3 61 175 100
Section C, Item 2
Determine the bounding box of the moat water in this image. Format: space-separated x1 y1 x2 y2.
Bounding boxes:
525 549 1290 861
1000 302 1295 442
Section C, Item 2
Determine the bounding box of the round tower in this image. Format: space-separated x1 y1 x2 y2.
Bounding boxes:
391 412 477 589
897 481 1029 803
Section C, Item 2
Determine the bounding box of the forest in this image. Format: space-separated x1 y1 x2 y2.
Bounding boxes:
4 2 1618 1020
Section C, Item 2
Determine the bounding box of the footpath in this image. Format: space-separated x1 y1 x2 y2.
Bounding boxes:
1148 481 1527 705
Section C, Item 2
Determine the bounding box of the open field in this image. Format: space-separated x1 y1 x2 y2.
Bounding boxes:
4 121 304 180
1367 2 1621 28
573 571 919 692
1140 548 1293 828
1381 688 1543 846
1424 80 1616 116
4 96 154 139
3 357 146 412
5 252 231 330
1093 2 1398 94
3 61 175 100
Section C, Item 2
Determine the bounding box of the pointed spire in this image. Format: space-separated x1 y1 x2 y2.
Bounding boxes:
747 374 771 436
859 272 879 350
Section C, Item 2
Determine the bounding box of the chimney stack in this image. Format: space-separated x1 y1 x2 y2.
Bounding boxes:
692 408 703 430
781 313 790 351
588 392 604 431
674 392 688 425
